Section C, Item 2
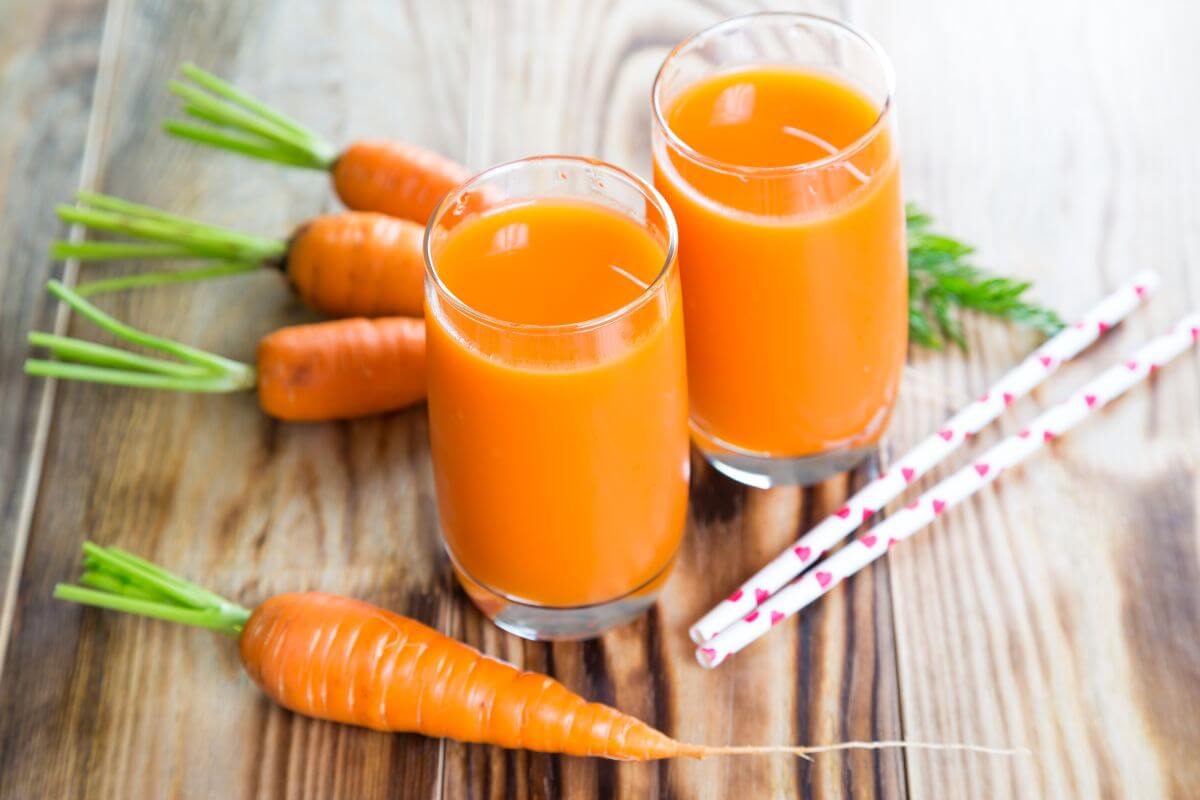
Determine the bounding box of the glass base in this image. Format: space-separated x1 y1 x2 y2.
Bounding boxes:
449 553 674 641
692 421 874 488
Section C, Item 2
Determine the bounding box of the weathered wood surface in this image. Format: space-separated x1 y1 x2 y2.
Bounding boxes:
871 1 1200 797
0 0 1197 798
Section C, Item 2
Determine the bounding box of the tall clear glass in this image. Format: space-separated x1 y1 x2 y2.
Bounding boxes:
652 13 906 487
424 156 689 640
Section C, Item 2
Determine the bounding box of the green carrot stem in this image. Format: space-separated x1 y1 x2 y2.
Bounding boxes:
179 62 319 142
54 585 248 636
56 542 250 636
51 242 198 261
25 360 256 393
79 570 168 602
167 80 317 159
75 262 262 297
94 544 236 610
73 191 276 249
28 332 214 378
56 205 283 263
81 543 220 610
166 64 337 170
162 121 326 169
45 279 252 377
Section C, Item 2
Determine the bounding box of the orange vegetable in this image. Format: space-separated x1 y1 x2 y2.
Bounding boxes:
54 543 695 759
256 316 426 421
55 543 1014 761
25 282 426 422
55 193 426 318
163 63 468 224
331 140 470 225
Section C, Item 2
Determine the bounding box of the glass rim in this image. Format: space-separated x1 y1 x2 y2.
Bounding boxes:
650 11 896 178
424 154 679 335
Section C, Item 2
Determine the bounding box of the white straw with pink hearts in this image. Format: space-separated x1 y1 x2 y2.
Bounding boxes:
689 270 1159 644
697 311 1200 668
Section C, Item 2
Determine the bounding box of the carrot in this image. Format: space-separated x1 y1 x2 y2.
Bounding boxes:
54 192 426 318
162 63 469 224
54 543 1022 761
25 281 426 421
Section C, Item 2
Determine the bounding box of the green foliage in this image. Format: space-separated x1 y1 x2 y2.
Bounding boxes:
907 205 1063 350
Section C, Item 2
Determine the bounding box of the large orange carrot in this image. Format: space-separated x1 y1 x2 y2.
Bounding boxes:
55 192 426 318
55 543 1017 761
25 281 425 422
163 63 469 224
256 316 425 420
54 542 697 759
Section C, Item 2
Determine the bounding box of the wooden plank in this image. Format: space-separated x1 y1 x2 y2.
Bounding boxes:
0 0 107 682
443 2 906 798
0 1 469 797
859 0 1200 797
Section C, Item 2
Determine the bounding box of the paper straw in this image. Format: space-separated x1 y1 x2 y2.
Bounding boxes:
696 312 1199 668
690 270 1159 644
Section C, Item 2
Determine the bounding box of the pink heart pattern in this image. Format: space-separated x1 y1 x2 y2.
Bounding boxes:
933 499 947 514
1084 394 1097 408
1043 430 1056 442
974 463 989 477
754 588 769 605
744 610 759 623
794 546 811 562
701 647 718 662
770 610 785 626
1135 284 1147 299
835 506 851 519
1002 392 1014 406
727 589 743 602
1039 355 1054 368
902 467 915 483
862 508 874 522
938 429 954 441
1018 428 1031 438
816 571 833 588
1098 321 1110 334
861 534 877 547
1126 360 1139 371
905 500 920 510
1191 326 1199 343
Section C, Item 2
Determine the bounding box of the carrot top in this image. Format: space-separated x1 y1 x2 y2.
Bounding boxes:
25 280 255 392
52 191 282 296
164 63 338 171
55 542 251 636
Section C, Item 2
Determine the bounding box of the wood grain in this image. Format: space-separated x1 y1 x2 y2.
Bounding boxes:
0 0 467 797
1 0 1197 798
448 3 905 798
861 0 1200 797
0 0 106 683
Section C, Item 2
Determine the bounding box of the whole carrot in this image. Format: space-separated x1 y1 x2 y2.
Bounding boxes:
163 63 468 224
55 192 426 318
55 542 695 759
25 281 425 421
56 543 1019 761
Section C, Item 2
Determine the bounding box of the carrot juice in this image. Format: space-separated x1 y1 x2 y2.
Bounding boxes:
652 13 906 486
424 157 688 639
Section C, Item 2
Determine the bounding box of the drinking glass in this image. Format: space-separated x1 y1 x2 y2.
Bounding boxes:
652 12 905 487
424 156 689 640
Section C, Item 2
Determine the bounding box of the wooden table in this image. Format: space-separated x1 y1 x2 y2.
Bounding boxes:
2 1 1197 797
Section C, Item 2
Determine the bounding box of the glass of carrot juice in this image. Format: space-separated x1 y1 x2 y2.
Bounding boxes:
424 156 689 640
652 12 906 487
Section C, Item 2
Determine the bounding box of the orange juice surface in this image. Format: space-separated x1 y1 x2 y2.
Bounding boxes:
654 66 906 456
426 199 689 607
